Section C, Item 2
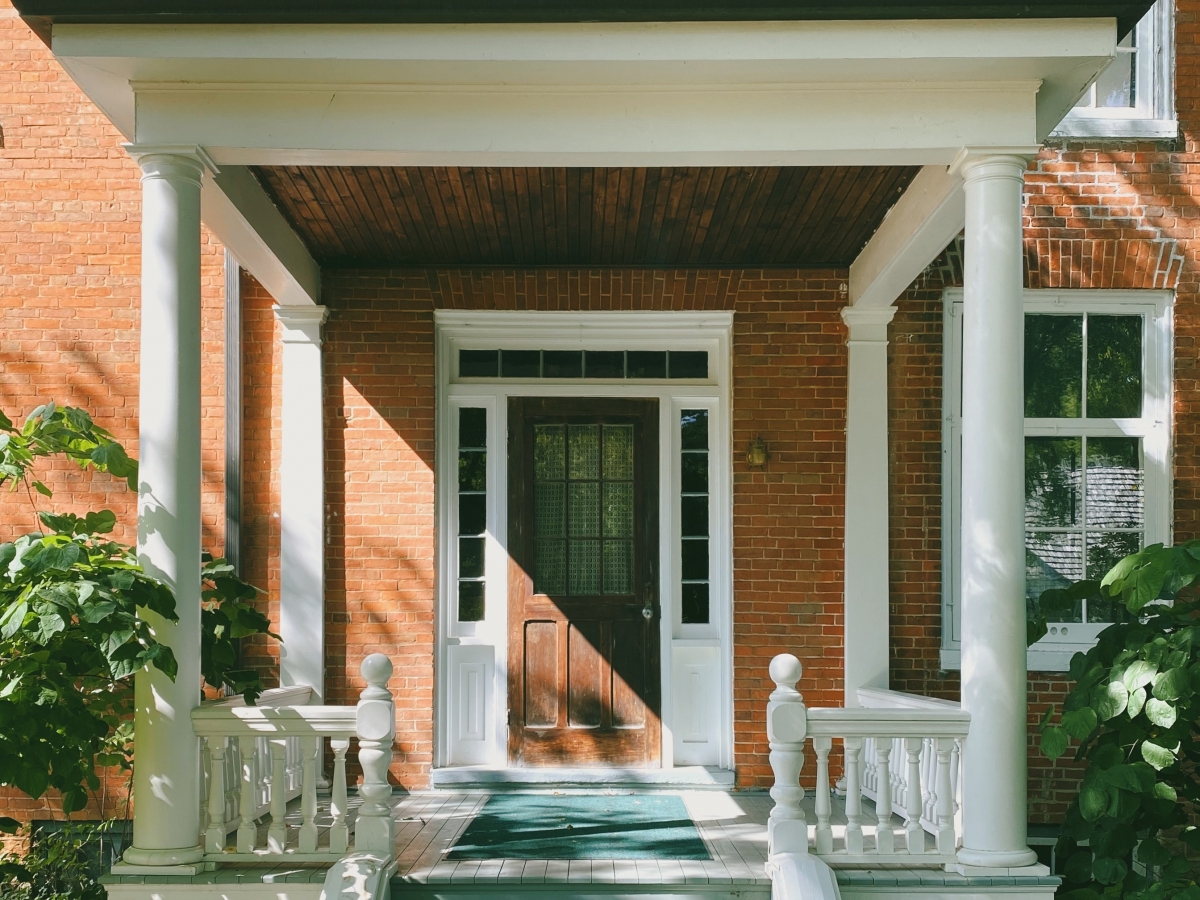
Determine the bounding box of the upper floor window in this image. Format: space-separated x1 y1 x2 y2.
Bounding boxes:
1052 0 1175 140
941 290 1173 672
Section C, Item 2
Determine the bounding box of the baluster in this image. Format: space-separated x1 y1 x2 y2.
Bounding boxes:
205 738 228 853
267 738 289 853
861 737 876 797
843 736 864 855
329 738 350 853
237 738 258 852
286 736 303 795
199 736 210 833
874 739 894 854
256 736 270 810
934 737 956 854
298 736 320 852
892 737 904 810
813 736 833 855
904 737 924 853
356 655 397 858
766 654 808 856
923 739 937 827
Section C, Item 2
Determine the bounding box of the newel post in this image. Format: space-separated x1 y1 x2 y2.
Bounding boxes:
767 654 808 857
355 654 396 859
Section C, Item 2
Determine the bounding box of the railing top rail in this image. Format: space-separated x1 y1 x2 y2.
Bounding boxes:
856 687 960 711
202 685 314 710
805 706 970 738
192 704 357 737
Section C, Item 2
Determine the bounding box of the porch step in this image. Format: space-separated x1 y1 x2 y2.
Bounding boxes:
429 766 737 791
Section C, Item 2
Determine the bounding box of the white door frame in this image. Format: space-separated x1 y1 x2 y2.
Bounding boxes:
434 310 733 770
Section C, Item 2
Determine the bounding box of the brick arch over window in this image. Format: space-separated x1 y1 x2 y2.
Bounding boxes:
1024 238 1183 290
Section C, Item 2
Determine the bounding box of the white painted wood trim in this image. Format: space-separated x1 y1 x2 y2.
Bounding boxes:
434 310 733 771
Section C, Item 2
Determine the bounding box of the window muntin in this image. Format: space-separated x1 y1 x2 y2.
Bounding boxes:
1053 0 1175 140
458 407 488 622
680 409 710 625
458 349 708 380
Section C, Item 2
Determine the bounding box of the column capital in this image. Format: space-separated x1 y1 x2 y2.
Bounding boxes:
122 143 219 180
274 304 330 345
950 146 1039 182
840 305 896 342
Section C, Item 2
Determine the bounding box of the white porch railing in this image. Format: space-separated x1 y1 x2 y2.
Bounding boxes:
766 654 970 867
857 686 964 841
190 655 397 862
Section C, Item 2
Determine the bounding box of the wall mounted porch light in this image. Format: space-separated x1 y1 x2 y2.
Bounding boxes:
746 436 767 468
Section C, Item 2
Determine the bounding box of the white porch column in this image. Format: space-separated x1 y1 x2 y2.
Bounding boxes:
275 305 330 701
121 145 214 870
840 306 896 707
957 152 1038 870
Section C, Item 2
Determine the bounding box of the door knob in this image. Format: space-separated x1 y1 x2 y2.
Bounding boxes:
642 581 654 620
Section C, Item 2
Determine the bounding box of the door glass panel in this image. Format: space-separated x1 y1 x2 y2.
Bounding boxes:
603 425 634 479
603 483 634 538
569 540 601 594
1087 315 1143 417
535 425 565 480
568 483 600 537
1024 315 1082 417
568 425 600 479
603 541 633 594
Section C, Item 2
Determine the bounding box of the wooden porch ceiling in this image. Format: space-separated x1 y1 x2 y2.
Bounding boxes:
251 166 919 269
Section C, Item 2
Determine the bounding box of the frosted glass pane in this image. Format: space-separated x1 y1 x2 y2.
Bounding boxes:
535 482 565 538
603 425 634 479
535 540 566 595
570 540 601 594
535 426 565 480
603 482 634 538
568 425 600 479
603 540 633 594
569 482 600 537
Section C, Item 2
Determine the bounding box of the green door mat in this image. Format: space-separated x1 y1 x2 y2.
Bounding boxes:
447 794 711 860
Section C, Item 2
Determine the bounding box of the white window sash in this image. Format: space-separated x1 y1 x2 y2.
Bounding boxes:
941 289 1173 672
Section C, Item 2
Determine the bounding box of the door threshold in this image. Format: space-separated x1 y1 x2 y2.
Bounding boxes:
430 765 736 791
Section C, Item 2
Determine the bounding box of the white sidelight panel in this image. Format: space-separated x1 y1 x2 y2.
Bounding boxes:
448 644 494 766
119 144 214 871
840 306 896 706
956 151 1039 871
671 643 720 765
275 306 330 701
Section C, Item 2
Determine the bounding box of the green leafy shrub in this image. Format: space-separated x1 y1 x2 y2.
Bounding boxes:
1034 542 1200 900
0 820 123 900
0 402 276 814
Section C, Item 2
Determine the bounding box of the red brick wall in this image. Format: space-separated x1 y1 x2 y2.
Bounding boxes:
0 0 228 833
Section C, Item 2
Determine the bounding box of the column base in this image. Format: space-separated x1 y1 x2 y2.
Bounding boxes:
117 844 206 873
956 845 1043 874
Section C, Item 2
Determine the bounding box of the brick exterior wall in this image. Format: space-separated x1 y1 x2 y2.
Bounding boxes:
0 0 227 834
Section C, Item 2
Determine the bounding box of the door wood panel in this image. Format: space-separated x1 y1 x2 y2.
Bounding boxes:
507 398 660 767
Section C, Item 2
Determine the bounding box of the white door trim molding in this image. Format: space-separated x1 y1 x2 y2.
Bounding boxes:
434 310 734 772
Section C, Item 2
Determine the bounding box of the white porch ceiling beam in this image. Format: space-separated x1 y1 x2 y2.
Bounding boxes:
847 164 965 308
200 165 321 307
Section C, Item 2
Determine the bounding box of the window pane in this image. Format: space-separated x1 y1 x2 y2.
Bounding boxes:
1086 437 1144 528
1025 437 1082 528
459 407 487 448
669 351 708 379
460 537 485 578
459 581 485 622
535 482 565 537
585 351 624 378
568 425 600 479
543 350 582 378
534 540 566 595
501 349 541 378
1095 36 1135 108
1024 315 1082 417
1087 315 1142 418
569 540 601 594
681 409 709 450
681 495 708 537
459 493 487 535
458 450 486 492
682 539 709 580
1026 532 1084 621
1087 531 1141 587
627 351 667 378
568 482 600 537
603 425 634 480
682 583 710 625
681 452 708 493
603 482 634 538
459 349 498 378
535 425 566 480
603 540 632 594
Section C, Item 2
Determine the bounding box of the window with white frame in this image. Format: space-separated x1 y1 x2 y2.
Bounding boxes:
941 290 1172 671
1052 0 1175 140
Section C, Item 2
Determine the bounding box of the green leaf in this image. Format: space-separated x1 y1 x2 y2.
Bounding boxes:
1042 725 1070 760
1095 681 1129 721
1137 839 1173 867
1152 667 1189 701
1152 782 1177 802
1063 707 1099 741
0 675 22 699
32 480 52 497
0 599 28 639
0 818 18 834
1092 857 1128 885
1081 785 1110 821
1141 739 1177 771
1144 698 1177 728
1128 685 1147 718
1102 764 1153 793
1123 659 1159 691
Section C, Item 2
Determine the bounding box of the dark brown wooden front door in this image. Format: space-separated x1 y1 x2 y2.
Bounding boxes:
507 398 660 767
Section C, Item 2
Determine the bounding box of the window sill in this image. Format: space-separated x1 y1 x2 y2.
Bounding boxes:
1050 116 1178 141
940 646 1083 673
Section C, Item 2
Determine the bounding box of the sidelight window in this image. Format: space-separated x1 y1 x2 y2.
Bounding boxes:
680 410 710 625
457 407 488 622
